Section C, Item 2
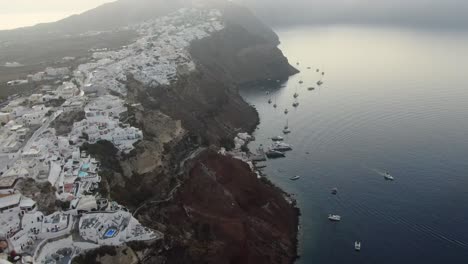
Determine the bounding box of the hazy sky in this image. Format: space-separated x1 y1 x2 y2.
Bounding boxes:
0 0 116 30
1 0 467 30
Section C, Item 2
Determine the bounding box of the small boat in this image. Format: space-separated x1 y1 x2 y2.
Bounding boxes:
284 109 289 114
293 93 299 98
292 101 299 108
271 136 284 141
328 214 341 221
299 80 303 84
268 99 272 104
283 119 290 134
316 69 320 72
296 62 300 65
290 175 301 181
307 67 311 69
331 188 338 195
317 80 324 86
384 172 394 181
322 72 325 76
307 87 315 91
271 142 292 152
266 91 270 95
273 104 277 108
266 150 286 158
355 241 361 251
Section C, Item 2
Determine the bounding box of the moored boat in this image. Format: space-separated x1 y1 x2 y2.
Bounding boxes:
355 241 361 251
271 142 292 152
328 214 341 221
265 150 286 158
290 175 301 181
271 136 284 141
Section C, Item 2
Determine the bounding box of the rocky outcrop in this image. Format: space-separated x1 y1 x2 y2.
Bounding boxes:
140 150 298 264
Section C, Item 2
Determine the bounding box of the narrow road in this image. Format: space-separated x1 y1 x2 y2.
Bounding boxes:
133 147 205 217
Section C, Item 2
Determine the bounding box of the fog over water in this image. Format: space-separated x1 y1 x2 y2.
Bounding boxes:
237 0 468 29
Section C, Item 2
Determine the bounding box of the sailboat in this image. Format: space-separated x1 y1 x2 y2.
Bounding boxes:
292 99 299 108
283 119 291 134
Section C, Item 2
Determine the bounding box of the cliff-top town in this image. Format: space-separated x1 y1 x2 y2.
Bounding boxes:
0 8 225 263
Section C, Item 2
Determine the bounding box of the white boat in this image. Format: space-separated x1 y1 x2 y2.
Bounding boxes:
328 214 341 221
384 172 394 181
271 136 284 141
283 120 291 134
271 142 292 151
290 175 301 181
355 241 361 251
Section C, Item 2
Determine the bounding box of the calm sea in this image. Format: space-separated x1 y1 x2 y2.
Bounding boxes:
241 26 468 264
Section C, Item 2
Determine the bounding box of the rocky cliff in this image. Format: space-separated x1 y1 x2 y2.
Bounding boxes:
62 3 299 264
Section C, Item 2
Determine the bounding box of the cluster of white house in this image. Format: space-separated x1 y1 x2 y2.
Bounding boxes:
70 95 143 153
0 6 228 263
76 8 224 96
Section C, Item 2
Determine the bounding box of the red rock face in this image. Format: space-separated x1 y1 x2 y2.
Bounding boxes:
166 150 298 264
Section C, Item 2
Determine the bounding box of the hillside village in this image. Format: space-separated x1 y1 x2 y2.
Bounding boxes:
0 8 225 263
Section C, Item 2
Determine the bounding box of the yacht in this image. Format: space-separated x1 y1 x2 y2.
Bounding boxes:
283 120 291 134
271 136 284 141
384 172 394 181
271 142 293 152
328 214 341 221
355 241 361 251
266 149 286 158
290 175 301 181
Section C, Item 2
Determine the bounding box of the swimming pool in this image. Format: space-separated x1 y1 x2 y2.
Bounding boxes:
78 171 88 177
104 228 117 238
